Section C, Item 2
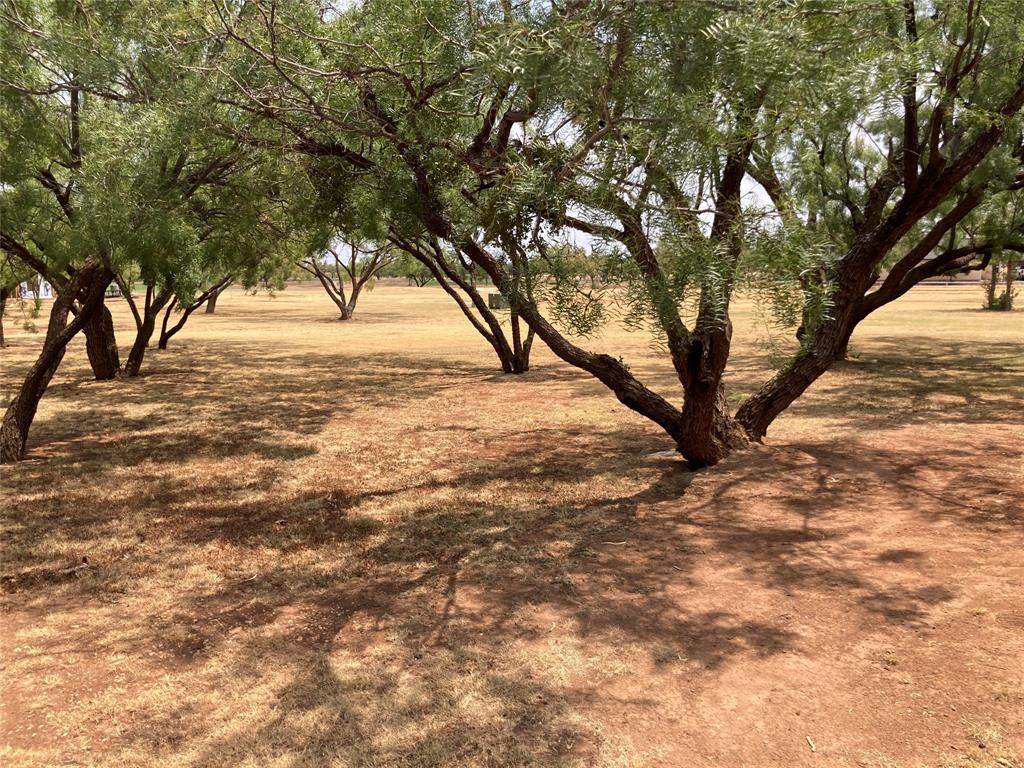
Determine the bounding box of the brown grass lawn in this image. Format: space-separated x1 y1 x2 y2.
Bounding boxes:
1 282 1022 768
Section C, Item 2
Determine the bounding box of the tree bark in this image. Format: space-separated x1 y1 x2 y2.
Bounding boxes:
124 290 172 376
1003 258 1017 310
675 324 749 468
204 284 223 314
985 263 1000 308
158 297 176 350
343 281 364 319
125 316 156 376
83 298 120 380
0 286 8 348
0 264 113 463
158 276 231 349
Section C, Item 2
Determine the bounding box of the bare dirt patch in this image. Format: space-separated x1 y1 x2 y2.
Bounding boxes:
1 284 1022 767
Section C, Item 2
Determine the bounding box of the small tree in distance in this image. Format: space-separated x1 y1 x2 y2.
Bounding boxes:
388 252 434 287
300 239 394 320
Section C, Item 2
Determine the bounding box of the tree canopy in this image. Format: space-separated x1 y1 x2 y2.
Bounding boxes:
2 0 1022 465
200 0 1024 465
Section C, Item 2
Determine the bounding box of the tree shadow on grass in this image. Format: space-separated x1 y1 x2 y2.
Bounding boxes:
25 429 998 763
2 331 1019 764
777 336 1024 432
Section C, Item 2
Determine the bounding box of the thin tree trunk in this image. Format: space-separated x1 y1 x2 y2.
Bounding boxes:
517 323 535 373
389 235 525 373
344 280 365 319
0 287 8 348
986 263 1000 308
424 258 513 371
158 297 176 350
83 298 120 380
158 276 231 349
304 261 350 319
204 284 223 314
159 301 200 349
430 245 523 372
1003 258 1017 310
125 290 172 376
0 265 112 463
125 317 156 376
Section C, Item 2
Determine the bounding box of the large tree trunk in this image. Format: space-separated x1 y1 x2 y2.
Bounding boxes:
83 299 120 380
674 325 749 468
0 265 113 463
677 381 748 468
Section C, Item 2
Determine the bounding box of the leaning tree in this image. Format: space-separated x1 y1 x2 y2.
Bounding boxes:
0 1 148 459
0 0 301 460
212 0 1024 467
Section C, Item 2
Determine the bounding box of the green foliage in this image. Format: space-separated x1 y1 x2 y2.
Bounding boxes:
385 252 434 286
1 0 305 303
5 0 1020 382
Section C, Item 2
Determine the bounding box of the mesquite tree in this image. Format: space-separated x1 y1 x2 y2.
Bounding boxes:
299 239 393 321
210 0 1023 467
0 2 145 459
156 275 232 350
0 1 302 458
387 234 534 373
390 252 435 287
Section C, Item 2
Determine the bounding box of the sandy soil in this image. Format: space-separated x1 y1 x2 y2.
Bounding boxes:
1 283 1022 767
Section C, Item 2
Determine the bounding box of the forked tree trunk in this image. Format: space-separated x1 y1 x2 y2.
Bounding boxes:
83 299 120 380
0 265 113 463
342 281 365 320
122 285 172 377
159 303 196 349
508 310 535 373
158 298 176 350
125 297 171 376
391 237 531 373
158 277 231 349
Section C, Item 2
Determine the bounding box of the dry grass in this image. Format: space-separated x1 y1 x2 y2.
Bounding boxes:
1 282 1022 767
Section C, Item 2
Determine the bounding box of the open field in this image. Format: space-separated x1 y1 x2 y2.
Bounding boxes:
1 283 1022 767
